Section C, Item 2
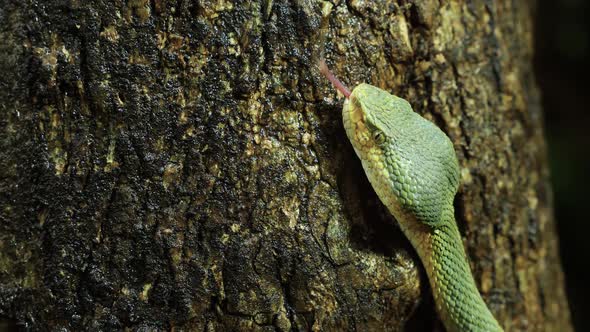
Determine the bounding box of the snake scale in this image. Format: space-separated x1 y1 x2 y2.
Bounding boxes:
320 61 503 332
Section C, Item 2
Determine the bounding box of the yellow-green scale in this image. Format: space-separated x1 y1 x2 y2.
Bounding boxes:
401 210 503 332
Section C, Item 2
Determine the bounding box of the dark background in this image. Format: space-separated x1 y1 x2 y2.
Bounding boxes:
535 0 589 330
0 1 587 331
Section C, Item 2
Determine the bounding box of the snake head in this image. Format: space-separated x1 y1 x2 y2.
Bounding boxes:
342 83 410 153
342 83 461 227
319 61 459 225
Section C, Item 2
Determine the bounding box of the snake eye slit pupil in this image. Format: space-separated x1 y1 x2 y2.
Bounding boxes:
373 130 385 145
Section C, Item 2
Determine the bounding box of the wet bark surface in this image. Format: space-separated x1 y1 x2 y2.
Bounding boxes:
0 0 571 331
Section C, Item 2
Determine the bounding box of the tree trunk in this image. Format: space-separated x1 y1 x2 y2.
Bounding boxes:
0 0 571 331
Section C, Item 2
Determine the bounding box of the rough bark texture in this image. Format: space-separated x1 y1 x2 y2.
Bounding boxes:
0 0 571 331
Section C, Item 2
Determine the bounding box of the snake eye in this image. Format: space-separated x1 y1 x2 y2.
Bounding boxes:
373 130 386 145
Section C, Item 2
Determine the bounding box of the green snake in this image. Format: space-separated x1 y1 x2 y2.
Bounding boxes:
320 61 503 332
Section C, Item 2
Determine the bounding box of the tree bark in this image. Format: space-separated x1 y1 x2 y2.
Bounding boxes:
0 0 571 331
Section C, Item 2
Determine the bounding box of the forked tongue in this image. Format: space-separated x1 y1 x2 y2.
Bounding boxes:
319 60 351 98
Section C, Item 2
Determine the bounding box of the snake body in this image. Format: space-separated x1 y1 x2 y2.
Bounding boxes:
320 62 502 331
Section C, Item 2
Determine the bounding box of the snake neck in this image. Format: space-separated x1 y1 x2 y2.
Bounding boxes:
400 208 503 332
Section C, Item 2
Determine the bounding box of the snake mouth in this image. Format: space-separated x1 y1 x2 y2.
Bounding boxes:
342 95 373 154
